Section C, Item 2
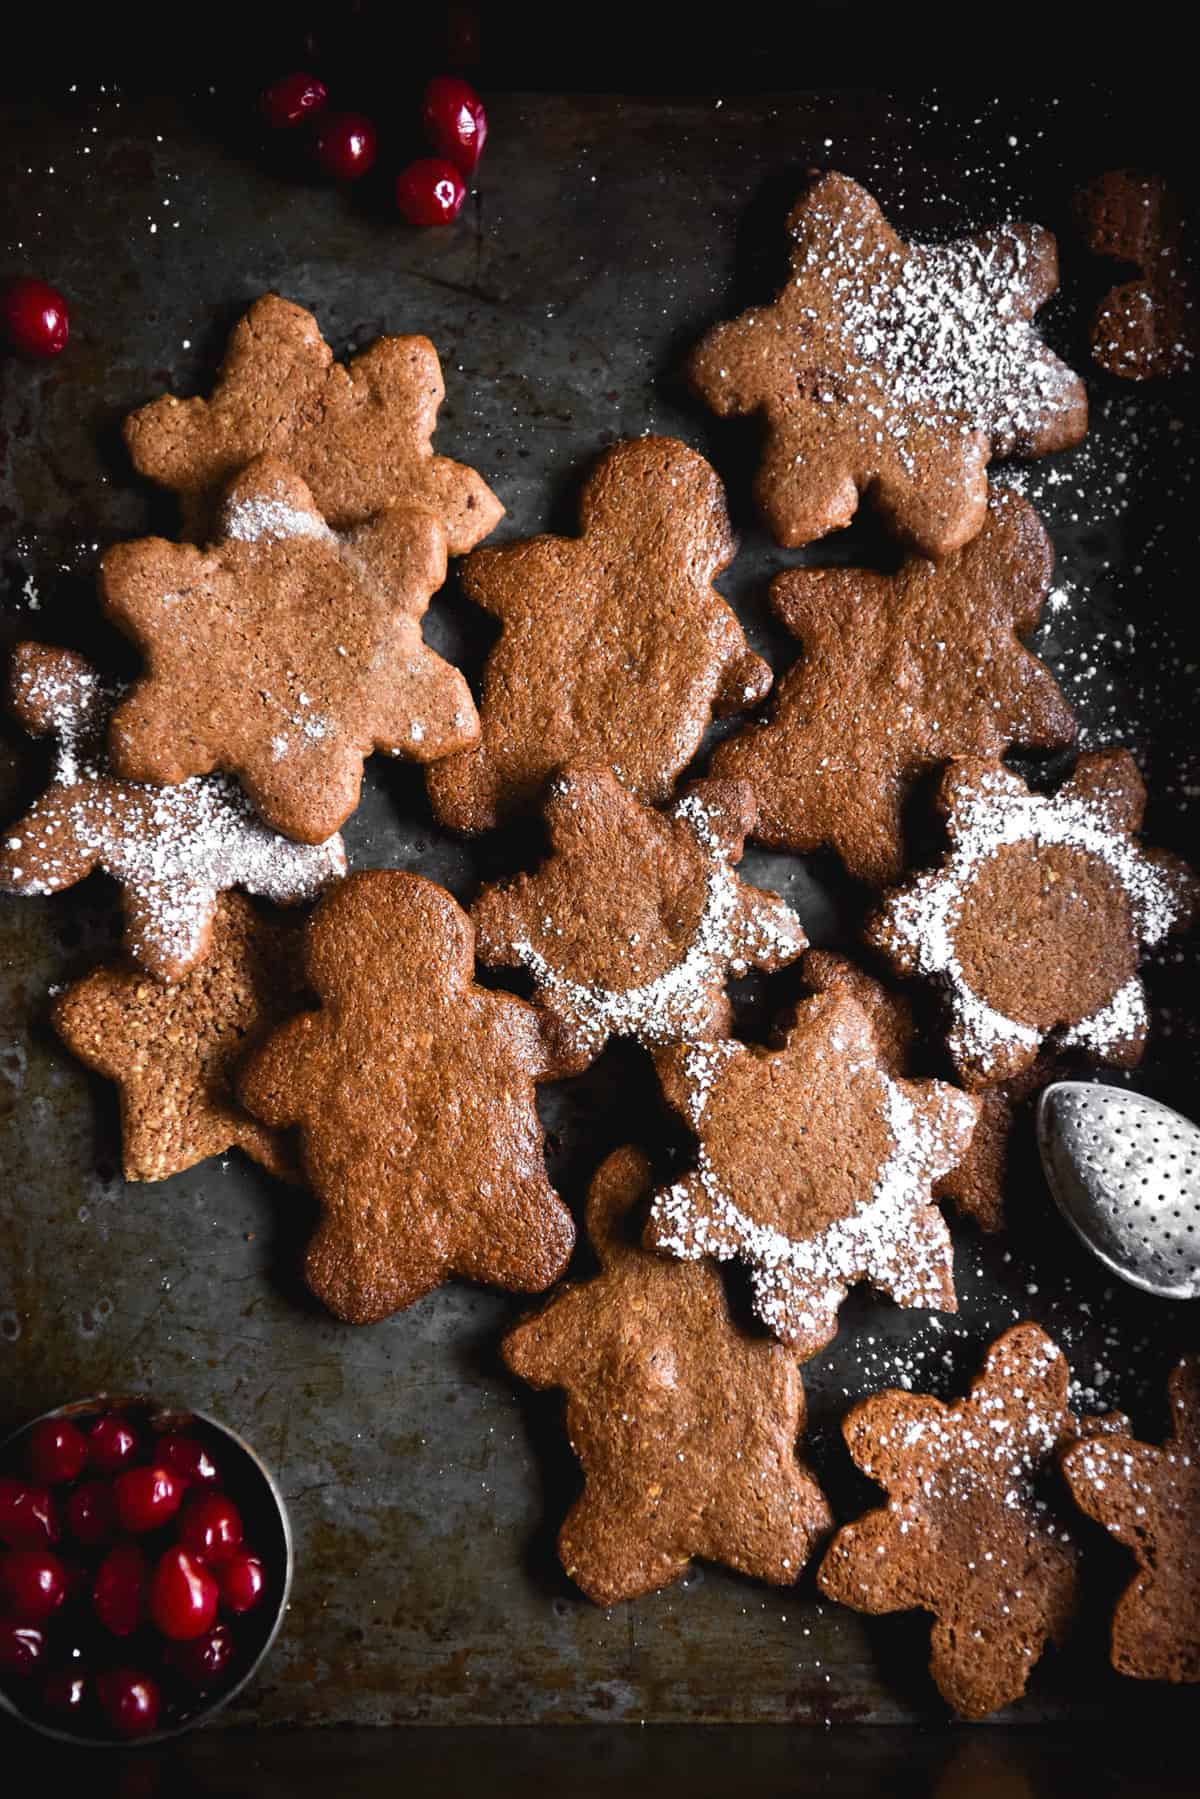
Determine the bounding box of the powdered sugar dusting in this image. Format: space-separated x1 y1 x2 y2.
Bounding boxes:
222 495 332 544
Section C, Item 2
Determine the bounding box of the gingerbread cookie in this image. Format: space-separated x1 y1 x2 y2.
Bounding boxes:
52 892 301 1183
868 753 1198 1090
1061 1356 1200 1683
644 988 979 1354
710 490 1076 884
503 1147 832 1604
817 1324 1125 1718
1078 171 1198 380
687 172 1087 558
426 437 771 834
472 767 806 1066
124 293 503 549
238 869 576 1324
0 645 345 981
101 456 478 846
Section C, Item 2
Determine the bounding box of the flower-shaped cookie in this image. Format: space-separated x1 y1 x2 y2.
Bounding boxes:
1078 171 1198 380
1061 1356 1200 1683
238 870 576 1324
124 292 504 548
869 753 1198 1090
472 766 806 1067
503 1147 832 1605
426 437 772 833
711 490 1076 884
644 988 979 1355
101 456 479 845
688 173 1087 557
0 644 345 981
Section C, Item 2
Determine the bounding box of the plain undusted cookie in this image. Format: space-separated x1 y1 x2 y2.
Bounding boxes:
101 456 478 845
644 988 979 1355
1077 171 1198 380
687 172 1087 557
1061 1356 1200 1683
817 1323 1125 1718
472 766 806 1067
238 869 576 1324
123 293 504 549
426 437 772 834
868 752 1198 1089
0 644 345 981
502 1147 832 1605
52 891 301 1183
710 489 1076 884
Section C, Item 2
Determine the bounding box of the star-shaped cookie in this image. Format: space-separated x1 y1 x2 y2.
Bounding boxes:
644 988 979 1355
817 1324 1125 1718
123 293 504 549
101 456 479 846
710 489 1076 884
471 766 807 1067
0 644 345 981
687 172 1087 557
1061 1356 1200 1683
1078 171 1198 380
52 892 302 1183
426 437 772 834
868 752 1198 1089
238 869 577 1324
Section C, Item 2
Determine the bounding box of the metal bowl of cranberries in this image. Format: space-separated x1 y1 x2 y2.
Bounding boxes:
0 1396 292 1745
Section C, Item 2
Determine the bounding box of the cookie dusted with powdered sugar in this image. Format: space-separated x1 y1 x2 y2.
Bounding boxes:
1078 171 1198 381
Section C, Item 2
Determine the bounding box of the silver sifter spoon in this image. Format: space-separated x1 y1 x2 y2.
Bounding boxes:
1037 1082 1200 1299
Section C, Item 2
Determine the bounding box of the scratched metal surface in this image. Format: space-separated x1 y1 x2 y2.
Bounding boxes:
0 88 1196 1732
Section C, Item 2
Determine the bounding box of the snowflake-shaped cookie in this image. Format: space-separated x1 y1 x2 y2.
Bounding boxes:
1078 171 1198 380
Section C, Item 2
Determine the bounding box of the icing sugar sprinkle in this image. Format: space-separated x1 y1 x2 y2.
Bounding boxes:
222 496 332 545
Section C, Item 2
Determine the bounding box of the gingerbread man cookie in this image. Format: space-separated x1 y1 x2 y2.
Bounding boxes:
688 173 1087 557
238 870 576 1324
869 753 1198 1090
472 767 806 1067
426 437 771 834
644 988 979 1355
1078 171 1198 380
710 489 1076 884
101 456 478 846
0 645 345 981
503 1147 832 1605
124 293 504 548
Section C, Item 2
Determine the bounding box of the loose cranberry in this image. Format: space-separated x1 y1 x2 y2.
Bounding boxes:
158 1433 218 1487
43 1670 88 1716
96 1667 161 1738
113 1464 183 1533
168 1621 234 1690
421 76 487 175
93 1544 146 1637
0 1620 45 1677
27 1417 88 1485
179 1492 243 1567
65 1480 118 1547
260 71 327 131
149 1548 219 1641
219 1551 266 1615
0 1478 58 1547
86 1412 138 1474
1 278 70 359
395 159 467 227
314 112 376 181
0 1549 68 1621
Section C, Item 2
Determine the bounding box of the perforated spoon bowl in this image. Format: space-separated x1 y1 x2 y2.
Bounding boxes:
1037 1082 1200 1299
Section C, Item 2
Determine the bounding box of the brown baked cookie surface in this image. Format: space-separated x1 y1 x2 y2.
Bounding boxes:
817 1324 1125 1718
644 989 979 1355
687 172 1087 558
710 490 1076 884
1078 171 1198 380
868 753 1198 1089
425 437 772 834
0 644 345 981
1061 1356 1200 1683
101 457 478 846
472 767 806 1067
123 293 503 549
52 892 301 1183
502 1146 832 1605
237 869 576 1324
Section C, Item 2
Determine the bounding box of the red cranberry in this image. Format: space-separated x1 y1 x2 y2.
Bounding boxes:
43 1670 88 1716
0 1478 58 1547
260 71 327 130
158 1433 218 1487
149 1548 219 1641
314 112 376 181
0 1549 68 1621
27 1418 88 1485
65 1480 118 1547
86 1412 138 1474
113 1464 183 1533
179 1492 243 1567
93 1544 146 1636
219 1551 266 1615
168 1621 234 1690
96 1667 161 1738
0 1620 45 1677
395 159 467 227
421 76 487 175
1 278 70 359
